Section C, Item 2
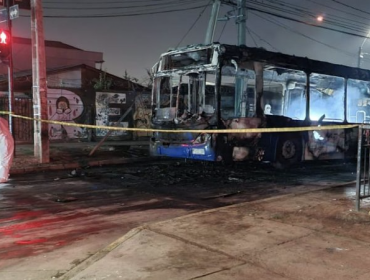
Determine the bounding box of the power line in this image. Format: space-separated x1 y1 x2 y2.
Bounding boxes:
330 0 370 16
220 0 370 40
20 0 370 42
176 0 212 48
245 25 258 47
252 11 356 58
244 0 369 34
220 0 370 36
21 4 210 18
28 0 370 40
43 0 184 3
251 11 367 39
43 1 205 15
267 0 370 32
303 0 370 21
43 0 201 10
248 28 279 52
218 20 228 42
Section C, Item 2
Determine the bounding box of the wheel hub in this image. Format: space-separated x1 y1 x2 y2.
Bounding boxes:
282 140 296 159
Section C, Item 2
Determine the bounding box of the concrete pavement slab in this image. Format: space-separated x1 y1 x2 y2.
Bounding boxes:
198 263 289 280
0 230 123 280
148 208 313 258
69 228 244 280
60 185 370 280
355 271 370 280
252 232 370 280
0 271 58 280
238 186 370 244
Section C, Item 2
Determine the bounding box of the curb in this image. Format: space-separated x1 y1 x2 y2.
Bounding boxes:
142 180 357 228
10 157 157 175
57 227 144 280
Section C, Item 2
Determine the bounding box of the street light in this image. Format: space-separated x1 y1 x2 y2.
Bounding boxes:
358 32 370 68
316 15 324 22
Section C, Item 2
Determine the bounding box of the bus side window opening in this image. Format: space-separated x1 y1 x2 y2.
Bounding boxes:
220 65 256 119
263 67 307 120
309 73 345 122
347 79 370 123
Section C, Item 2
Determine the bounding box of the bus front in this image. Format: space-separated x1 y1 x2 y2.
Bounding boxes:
150 45 219 161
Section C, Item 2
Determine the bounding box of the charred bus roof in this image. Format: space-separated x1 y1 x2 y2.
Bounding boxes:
157 43 370 81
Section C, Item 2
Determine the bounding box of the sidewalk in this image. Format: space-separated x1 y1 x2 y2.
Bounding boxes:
10 140 150 175
58 183 370 280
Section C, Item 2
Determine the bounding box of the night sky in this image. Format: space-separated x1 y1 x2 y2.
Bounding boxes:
2 0 370 85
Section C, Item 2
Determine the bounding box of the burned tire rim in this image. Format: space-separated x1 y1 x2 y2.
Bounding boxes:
281 140 297 159
275 136 303 168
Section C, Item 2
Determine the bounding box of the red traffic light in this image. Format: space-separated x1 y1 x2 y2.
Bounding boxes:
0 29 11 60
0 30 9 45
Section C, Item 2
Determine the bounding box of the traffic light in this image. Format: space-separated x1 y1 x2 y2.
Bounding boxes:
0 29 11 61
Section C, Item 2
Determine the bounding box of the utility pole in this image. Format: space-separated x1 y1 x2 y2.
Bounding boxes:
235 0 247 116
205 0 247 45
204 0 221 44
31 0 49 163
237 0 246 46
5 0 14 143
358 47 362 68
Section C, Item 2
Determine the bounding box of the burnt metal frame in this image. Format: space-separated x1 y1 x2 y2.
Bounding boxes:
153 44 370 166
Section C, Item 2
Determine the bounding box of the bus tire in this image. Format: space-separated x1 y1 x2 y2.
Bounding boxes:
274 136 303 168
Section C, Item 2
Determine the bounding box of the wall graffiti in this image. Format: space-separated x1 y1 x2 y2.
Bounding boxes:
95 92 129 137
133 93 151 138
48 88 86 140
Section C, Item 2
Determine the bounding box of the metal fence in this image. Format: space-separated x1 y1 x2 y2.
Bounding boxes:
0 97 33 143
355 125 370 210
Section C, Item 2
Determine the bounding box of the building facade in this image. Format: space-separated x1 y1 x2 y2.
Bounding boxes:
0 38 151 143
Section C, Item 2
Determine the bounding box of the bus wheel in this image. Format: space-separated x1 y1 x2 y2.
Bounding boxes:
274 136 302 168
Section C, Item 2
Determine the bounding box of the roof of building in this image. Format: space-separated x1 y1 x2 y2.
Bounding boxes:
13 37 83 51
47 64 149 90
0 64 150 91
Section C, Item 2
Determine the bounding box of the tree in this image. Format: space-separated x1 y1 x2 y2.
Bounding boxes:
93 72 112 90
143 68 153 88
124 69 153 89
123 70 139 83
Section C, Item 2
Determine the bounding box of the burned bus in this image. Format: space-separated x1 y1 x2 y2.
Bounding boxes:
150 43 370 166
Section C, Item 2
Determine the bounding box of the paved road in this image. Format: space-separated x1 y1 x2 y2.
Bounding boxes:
0 159 357 279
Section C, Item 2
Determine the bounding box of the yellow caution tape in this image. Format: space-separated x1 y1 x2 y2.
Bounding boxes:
0 111 359 134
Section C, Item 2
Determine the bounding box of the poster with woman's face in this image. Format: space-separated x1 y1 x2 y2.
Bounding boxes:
47 89 85 140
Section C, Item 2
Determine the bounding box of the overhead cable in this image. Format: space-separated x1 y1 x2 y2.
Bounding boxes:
176 0 212 48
